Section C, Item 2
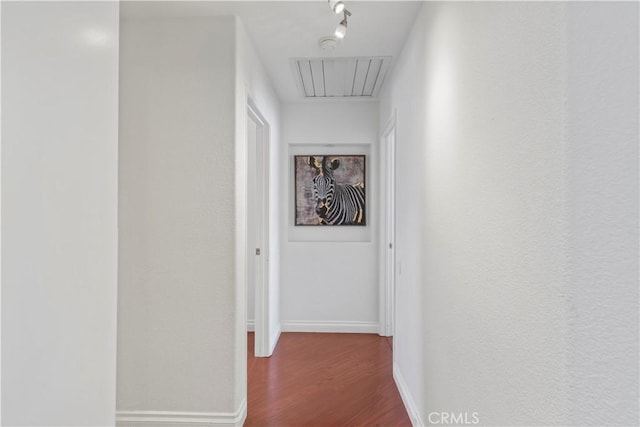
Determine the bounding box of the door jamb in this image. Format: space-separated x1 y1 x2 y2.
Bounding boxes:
247 98 271 357
379 111 396 337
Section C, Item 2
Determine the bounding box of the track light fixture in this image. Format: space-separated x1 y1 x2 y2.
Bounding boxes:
327 1 352 41
328 0 345 14
334 9 351 39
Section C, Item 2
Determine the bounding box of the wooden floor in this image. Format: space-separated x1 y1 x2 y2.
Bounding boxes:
246 332 411 427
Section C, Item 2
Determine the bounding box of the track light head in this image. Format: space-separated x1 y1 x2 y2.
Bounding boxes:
329 0 345 14
334 18 347 39
334 9 350 39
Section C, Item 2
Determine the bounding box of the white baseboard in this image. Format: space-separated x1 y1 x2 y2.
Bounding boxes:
281 320 379 334
269 323 281 355
393 363 424 427
116 399 246 427
247 319 255 332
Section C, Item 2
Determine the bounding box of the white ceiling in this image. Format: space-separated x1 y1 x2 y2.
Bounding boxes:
121 1 423 102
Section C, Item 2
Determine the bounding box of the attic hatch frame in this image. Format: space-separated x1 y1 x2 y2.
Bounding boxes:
291 57 392 99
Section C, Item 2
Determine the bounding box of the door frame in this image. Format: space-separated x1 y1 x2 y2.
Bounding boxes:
247 98 271 357
379 111 396 337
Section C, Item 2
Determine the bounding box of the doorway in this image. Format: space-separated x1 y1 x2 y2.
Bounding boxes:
247 100 271 357
380 114 396 338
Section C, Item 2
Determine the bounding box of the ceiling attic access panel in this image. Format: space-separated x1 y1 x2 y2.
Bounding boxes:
292 57 391 99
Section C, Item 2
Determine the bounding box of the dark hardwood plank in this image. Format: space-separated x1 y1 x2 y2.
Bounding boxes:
246 332 411 427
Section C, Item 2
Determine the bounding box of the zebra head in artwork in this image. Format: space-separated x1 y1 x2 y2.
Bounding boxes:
308 156 365 225
308 156 339 220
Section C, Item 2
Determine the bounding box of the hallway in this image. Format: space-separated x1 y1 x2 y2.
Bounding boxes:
2 1 638 425
246 333 410 426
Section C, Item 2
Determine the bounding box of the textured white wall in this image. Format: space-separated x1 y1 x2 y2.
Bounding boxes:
117 15 237 414
1 4 4 422
380 2 638 426
280 102 379 330
1 2 119 425
565 2 639 425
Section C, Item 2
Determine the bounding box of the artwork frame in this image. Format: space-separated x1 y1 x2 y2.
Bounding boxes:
294 154 366 226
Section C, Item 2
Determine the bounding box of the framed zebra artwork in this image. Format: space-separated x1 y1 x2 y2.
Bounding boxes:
294 155 366 226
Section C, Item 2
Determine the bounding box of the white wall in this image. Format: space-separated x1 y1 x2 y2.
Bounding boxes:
1 2 119 425
117 14 239 420
280 102 379 332
565 3 639 424
1 4 4 422
380 2 638 426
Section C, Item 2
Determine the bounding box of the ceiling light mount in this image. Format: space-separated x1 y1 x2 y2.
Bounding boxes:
319 36 337 50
